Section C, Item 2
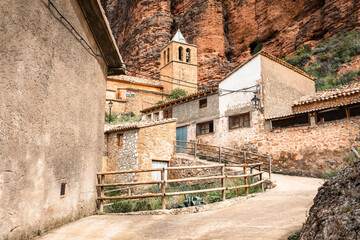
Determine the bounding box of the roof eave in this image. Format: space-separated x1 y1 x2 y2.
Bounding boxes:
77 0 126 75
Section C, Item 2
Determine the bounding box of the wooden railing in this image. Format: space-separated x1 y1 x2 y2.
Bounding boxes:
174 140 272 179
96 163 265 213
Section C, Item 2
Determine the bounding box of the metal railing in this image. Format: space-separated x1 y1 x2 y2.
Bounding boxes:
174 140 272 179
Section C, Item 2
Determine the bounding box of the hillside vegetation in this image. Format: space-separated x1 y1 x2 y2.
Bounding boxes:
284 31 360 91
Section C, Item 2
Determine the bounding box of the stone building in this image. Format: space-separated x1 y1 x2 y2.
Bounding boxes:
103 119 176 182
141 51 360 176
160 29 198 94
105 75 167 115
0 1 124 239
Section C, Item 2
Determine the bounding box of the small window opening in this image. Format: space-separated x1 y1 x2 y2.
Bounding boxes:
199 98 207 108
272 113 309 129
186 48 190 63
317 107 347 123
167 48 170 63
131 93 135 97
163 108 173 118
117 133 123 148
126 92 130 97
163 51 166 64
147 114 152 120
179 47 183 61
154 112 160 120
196 121 214 135
60 183 66 196
229 113 250 129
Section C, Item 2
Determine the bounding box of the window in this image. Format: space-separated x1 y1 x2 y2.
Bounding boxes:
163 108 173 118
126 92 130 97
272 113 309 129
146 114 152 120
167 48 170 62
154 112 160 120
197 121 214 135
199 98 207 108
117 133 123 148
116 90 121 99
317 107 347 123
131 93 135 97
163 51 166 64
60 183 66 196
179 47 183 61
229 113 250 129
186 48 190 63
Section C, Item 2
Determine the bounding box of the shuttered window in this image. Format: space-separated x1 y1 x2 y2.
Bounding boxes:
196 121 214 135
229 113 250 129
163 108 173 118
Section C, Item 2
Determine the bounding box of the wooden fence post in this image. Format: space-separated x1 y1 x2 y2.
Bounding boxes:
268 156 272 180
219 146 222 163
173 140 176 155
194 142 197 159
260 164 264 192
221 165 225 201
243 152 246 164
161 168 166 210
99 174 105 213
243 166 248 196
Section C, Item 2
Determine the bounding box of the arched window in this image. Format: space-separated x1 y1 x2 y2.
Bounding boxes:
186 48 191 63
167 48 170 63
163 51 166 64
179 47 183 61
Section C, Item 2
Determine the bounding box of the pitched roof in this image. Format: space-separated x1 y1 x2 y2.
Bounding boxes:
216 51 316 86
293 83 360 106
141 88 218 113
107 75 163 88
77 0 125 75
104 119 176 133
171 29 188 44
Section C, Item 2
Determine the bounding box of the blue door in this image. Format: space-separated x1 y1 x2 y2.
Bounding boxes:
176 126 187 152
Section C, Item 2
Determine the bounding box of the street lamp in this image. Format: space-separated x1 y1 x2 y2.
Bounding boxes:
251 86 263 113
108 101 113 123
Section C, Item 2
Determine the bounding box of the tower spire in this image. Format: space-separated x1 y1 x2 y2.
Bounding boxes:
171 25 188 44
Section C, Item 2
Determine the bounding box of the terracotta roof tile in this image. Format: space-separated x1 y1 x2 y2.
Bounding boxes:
140 88 218 113
104 118 176 133
293 83 360 106
108 75 163 88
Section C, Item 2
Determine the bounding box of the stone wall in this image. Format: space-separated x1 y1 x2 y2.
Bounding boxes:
138 121 176 181
104 129 139 183
198 114 360 177
104 120 176 183
0 0 108 239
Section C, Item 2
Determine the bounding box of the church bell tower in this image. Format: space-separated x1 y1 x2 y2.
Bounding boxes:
160 28 198 94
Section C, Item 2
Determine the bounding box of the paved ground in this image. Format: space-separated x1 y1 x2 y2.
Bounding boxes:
36 174 323 240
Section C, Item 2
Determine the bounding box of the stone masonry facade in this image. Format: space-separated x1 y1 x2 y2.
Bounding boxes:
104 119 176 183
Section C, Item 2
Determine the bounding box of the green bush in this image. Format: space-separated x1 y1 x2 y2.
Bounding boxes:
105 112 117 123
283 30 360 91
167 88 188 100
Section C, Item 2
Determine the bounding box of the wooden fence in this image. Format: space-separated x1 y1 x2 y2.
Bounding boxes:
174 140 272 179
96 163 265 213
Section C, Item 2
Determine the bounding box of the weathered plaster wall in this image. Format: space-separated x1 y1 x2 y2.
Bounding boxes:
0 0 107 239
173 94 219 125
261 56 316 118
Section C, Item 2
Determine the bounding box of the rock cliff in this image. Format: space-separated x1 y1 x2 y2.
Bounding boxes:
300 160 360 239
101 0 360 86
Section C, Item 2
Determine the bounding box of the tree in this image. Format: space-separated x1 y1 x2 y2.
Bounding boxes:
167 88 187 100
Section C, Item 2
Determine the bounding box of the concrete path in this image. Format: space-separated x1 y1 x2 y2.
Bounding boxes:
36 174 323 240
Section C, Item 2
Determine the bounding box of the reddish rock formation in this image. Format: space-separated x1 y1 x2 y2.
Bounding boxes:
101 0 360 86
